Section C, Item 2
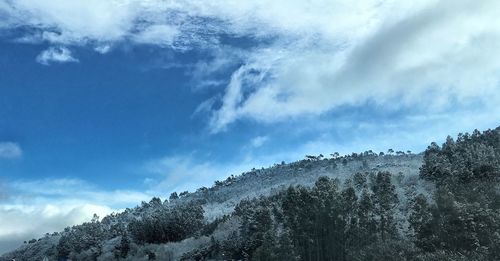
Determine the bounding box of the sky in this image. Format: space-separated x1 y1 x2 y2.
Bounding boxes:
1 0 500 254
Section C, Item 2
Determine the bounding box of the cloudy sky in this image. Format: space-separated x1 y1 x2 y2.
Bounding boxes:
1 0 500 254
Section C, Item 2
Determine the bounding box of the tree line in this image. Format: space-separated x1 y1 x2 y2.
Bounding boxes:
183 127 499 260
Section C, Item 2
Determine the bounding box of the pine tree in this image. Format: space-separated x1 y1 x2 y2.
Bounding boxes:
275 230 299 261
169 192 179 201
372 171 399 241
357 189 376 251
252 231 276 261
118 234 130 258
353 172 368 191
341 185 358 259
409 194 435 251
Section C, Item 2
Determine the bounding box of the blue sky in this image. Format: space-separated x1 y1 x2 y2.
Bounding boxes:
1 0 500 254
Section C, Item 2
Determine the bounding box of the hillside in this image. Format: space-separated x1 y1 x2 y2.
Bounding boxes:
1 126 499 261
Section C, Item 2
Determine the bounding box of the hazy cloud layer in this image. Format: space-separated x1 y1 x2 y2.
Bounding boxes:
0 178 152 254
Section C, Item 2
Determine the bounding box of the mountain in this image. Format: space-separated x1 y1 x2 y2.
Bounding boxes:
2 127 499 261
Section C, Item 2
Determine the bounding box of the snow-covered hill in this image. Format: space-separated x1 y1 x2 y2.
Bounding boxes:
1 152 424 261
188 153 423 220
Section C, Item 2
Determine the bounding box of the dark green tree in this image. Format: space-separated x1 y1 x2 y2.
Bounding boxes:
372 171 399 241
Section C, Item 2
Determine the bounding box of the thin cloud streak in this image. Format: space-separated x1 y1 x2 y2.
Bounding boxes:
0 142 22 159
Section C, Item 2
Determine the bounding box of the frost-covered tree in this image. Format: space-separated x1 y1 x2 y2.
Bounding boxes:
128 202 204 244
415 127 500 259
169 192 178 201
372 171 399 241
56 214 104 259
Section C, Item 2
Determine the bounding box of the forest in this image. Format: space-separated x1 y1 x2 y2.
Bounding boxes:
1 127 499 261
184 127 500 260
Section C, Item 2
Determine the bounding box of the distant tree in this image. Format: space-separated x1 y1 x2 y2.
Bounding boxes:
197 187 208 193
149 197 162 207
91 213 100 223
169 192 179 201
305 155 318 161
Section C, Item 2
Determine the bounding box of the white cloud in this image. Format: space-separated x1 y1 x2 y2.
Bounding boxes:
205 0 500 130
0 0 214 48
0 201 112 254
94 44 111 54
133 24 179 47
0 142 22 159
188 47 245 91
250 136 268 148
0 177 153 254
1 0 499 130
36 46 78 65
3 0 139 44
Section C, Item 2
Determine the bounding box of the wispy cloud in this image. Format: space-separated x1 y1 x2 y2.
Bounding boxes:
132 24 179 47
93 44 111 54
8 178 151 207
36 46 78 65
205 1 500 131
250 136 268 148
0 142 22 159
144 154 265 194
2 1 499 131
